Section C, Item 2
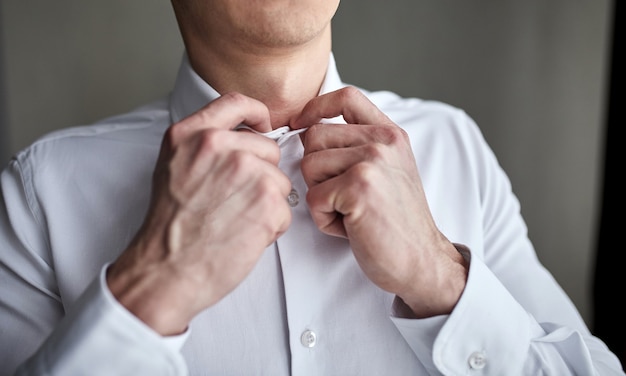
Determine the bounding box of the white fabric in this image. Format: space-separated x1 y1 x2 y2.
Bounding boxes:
0 53 623 375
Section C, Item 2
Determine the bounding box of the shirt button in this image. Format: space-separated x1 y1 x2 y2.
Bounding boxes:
287 188 299 207
468 351 487 370
300 330 317 348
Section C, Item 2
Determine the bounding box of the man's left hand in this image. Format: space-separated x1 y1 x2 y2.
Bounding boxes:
291 87 468 318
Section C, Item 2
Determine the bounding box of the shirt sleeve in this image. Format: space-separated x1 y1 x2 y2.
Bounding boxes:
391 249 623 375
388 108 624 375
15 265 189 376
0 159 188 376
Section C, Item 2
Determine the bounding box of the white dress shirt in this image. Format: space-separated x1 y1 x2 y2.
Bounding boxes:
0 53 623 375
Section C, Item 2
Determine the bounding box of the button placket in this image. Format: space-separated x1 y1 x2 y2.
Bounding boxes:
236 124 307 209
264 125 322 362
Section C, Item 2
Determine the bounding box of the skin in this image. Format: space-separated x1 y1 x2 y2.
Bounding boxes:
106 0 468 336
170 0 340 128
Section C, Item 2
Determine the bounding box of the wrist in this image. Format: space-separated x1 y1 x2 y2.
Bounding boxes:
400 242 469 318
106 259 194 336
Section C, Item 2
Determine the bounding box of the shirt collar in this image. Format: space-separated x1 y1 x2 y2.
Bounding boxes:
169 52 345 125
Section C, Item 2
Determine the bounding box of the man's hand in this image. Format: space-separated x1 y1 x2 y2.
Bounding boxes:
291 87 468 318
107 92 292 335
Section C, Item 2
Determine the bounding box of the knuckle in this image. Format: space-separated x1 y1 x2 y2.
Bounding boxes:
257 174 289 205
339 86 363 101
303 123 330 150
306 123 323 137
227 150 255 174
221 91 249 107
375 125 405 144
198 129 223 151
164 123 184 147
302 126 320 151
349 162 378 187
255 181 291 231
364 142 386 161
390 126 409 145
256 173 277 193
300 154 314 176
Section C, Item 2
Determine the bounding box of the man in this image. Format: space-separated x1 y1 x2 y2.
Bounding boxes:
0 0 623 374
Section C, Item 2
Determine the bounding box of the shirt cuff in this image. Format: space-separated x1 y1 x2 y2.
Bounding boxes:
388 244 468 374
391 308 448 375
390 244 541 375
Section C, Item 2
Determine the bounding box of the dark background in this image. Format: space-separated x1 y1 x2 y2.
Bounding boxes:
592 0 625 369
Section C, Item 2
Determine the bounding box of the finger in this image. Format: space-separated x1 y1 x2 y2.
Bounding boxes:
217 160 294 246
171 134 289 201
172 92 273 139
305 171 363 239
291 86 394 129
171 149 292 231
213 162 294 231
195 128 283 166
301 144 374 186
250 159 293 200
302 122 409 156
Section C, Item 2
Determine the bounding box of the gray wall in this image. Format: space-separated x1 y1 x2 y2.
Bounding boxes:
0 3 7 163
1 1 184 159
0 1 613 325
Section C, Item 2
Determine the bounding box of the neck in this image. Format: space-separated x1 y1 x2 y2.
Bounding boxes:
185 26 332 129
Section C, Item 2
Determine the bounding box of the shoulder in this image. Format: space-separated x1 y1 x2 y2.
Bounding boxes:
13 98 170 166
358 86 502 194
358 86 485 148
9 98 171 194
25 98 170 150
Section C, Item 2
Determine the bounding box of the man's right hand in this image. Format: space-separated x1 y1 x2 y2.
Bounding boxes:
106 92 292 336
